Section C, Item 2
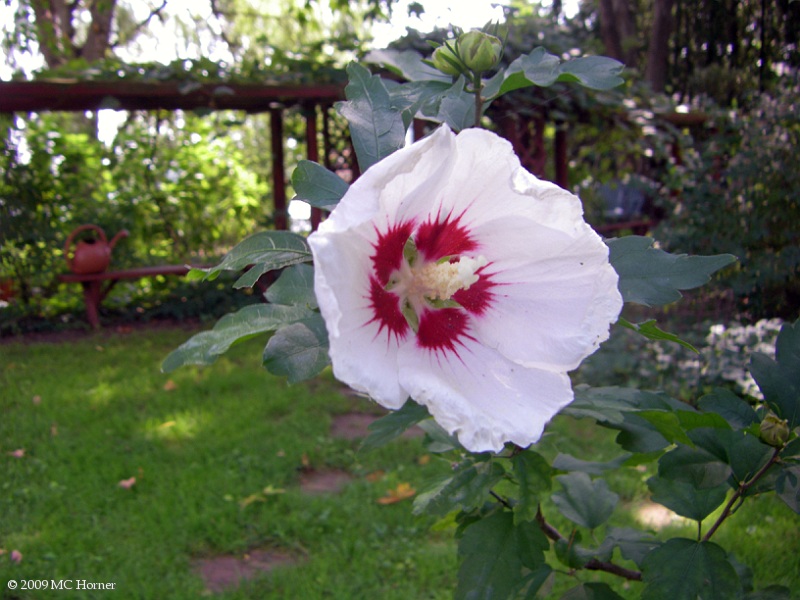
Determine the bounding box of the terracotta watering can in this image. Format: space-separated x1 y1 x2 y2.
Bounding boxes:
64 224 129 274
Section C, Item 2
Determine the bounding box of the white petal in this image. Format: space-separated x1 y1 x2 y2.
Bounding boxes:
470 220 622 370
396 339 574 453
310 225 408 407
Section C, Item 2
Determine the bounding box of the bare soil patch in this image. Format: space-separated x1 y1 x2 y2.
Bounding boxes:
298 468 353 494
330 412 424 441
192 549 297 593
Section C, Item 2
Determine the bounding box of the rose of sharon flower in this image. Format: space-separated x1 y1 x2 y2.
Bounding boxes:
309 126 622 452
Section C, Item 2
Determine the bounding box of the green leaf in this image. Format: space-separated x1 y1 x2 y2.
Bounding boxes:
511 450 552 523
618 318 699 352
560 582 627 600
646 476 728 521
607 236 736 307
418 419 462 453
658 445 732 489
554 531 591 568
521 565 553 600
489 47 563 96
456 510 548 600
359 400 430 452
612 413 671 453
636 410 697 447
199 231 312 288
484 48 623 100
265 263 317 309
552 472 619 529
413 459 505 518
567 386 688 426
552 453 631 475
688 428 775 486
365 48 452 82
743 585 793 599
697 388 759 430
434 81 477 131
603 527 660 567
557 56 625 90
162 304 314 372
291 160 349 211
749 318 800 428
336 62 406 172
262 315 329 384
642 538 742 600
775 465 800 513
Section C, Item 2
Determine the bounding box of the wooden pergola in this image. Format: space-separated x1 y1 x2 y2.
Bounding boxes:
0 79 346 230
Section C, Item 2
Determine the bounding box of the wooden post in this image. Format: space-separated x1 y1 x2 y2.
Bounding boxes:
270 108 287 231
554 123 568 189
305 105 322 231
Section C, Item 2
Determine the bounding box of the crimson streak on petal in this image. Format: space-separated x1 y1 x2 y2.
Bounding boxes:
371 220 415 284
368 276 409 341
415 212 478 261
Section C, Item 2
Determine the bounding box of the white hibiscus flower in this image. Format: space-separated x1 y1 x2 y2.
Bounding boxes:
308 125 622 452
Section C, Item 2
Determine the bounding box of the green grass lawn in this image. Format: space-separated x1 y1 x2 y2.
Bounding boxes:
1 327 798 598
1 328 454 599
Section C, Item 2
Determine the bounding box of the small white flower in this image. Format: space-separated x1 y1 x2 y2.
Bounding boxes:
309 126 623 452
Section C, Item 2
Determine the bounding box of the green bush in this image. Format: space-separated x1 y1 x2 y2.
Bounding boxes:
656 84 800 318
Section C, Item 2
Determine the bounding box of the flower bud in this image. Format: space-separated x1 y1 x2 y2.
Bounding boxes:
458 30 502 73
760 413 790 447
431 44 463 76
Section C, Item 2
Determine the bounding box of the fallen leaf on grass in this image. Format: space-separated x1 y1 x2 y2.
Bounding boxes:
162 379 178 391
377 483 416 505
418 454 431 465
32 395 42 405
239 485 286 508
239 494 265 509
118 477 136 489
365 470 385 483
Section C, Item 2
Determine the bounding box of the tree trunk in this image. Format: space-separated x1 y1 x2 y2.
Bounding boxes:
598 0 639 69
83 0 117 62
28 0 117 68
645 0 674 93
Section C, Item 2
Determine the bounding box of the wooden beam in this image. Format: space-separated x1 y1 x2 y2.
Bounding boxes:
270 108 287 231
0 80 343 114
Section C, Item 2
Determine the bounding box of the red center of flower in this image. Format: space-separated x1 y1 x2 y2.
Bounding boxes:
367 212 496 354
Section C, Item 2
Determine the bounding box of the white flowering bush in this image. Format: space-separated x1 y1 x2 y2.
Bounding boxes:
164 29 799 600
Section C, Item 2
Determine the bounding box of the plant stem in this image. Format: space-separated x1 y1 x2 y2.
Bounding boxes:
702 447 781 542
584 558 643 582
535 505 564 541
535 505 643 581
490 490 513 510
472 74 484 127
